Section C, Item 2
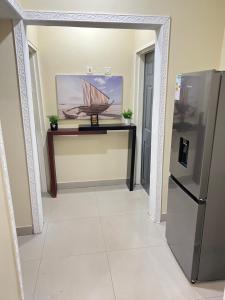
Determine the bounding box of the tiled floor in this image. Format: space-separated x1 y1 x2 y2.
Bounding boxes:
18 187 225 300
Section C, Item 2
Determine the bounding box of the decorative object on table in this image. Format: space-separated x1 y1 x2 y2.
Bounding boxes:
122 109 133 125
56 75 123 120
90 114 99 126
48 115 59 131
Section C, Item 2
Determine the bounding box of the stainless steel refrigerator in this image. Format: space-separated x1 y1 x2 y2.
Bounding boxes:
166 70 225 283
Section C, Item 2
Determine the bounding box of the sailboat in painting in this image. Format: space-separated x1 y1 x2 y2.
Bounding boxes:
63 80 114 119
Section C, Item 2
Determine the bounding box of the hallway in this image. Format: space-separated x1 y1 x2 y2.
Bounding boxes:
18 187 225 300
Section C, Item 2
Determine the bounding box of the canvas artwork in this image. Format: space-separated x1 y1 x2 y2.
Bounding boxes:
56 75 123 120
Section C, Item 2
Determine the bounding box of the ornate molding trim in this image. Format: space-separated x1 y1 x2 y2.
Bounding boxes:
13 20 43 233
149 19 171 222
23 10 169 27
11 11 170 225
0 123 24 300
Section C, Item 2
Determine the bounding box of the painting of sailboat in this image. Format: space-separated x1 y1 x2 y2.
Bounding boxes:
56 75 123 120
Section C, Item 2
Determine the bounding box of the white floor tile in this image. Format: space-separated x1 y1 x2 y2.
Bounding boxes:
33 253 115 300
196 298 223 300
96 189 148 216
21 259 40 300
42 196 55 223
18 225 47 261
156 221 166 236
192 280 225 299
20 188 225 300
43 217 105 258
47 192 99 222
108 246 196 300
101 212 165 250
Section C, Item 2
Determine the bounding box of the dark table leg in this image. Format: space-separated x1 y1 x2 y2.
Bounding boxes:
47 133 57 198
126 127 136 191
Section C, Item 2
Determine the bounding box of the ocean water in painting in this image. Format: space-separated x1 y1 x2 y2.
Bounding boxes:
56 75 123 120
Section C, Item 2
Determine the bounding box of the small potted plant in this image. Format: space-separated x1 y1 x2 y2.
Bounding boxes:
48 115 59 131
122 109 133 125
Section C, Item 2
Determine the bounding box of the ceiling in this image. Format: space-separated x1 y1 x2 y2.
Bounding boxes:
0 0 22 19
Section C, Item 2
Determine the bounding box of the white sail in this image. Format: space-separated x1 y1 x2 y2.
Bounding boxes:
82 80 109 106
83 80 92 106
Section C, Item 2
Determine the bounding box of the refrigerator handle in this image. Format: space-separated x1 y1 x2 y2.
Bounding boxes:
178 137 189 168
199 197 207 203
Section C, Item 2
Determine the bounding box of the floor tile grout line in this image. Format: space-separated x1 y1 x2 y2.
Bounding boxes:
42 210 153 229
204 297 225 299
195 297 224 300
45 190 149 223
22 191 225 300
106 243 167 254
105 250 118 300
22 243 167 263
31 217 49 300
96 194 118 300
40 219 50 259
40 209 157 227
99 209 150 218
41 250 107 261
154 221 167 240
31 258 42 300
47 215 101 224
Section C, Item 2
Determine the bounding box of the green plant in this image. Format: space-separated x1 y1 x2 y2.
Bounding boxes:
122 109 133 119
48 115 59 124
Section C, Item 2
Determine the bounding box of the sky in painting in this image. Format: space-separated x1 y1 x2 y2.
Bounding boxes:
56 75 123 105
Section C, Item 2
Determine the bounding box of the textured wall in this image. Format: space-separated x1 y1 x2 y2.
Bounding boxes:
0 20 32 228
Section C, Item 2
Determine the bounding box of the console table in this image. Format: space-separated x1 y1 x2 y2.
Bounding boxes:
47 124 136 198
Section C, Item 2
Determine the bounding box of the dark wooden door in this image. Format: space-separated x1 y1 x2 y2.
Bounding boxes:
141 51 154 194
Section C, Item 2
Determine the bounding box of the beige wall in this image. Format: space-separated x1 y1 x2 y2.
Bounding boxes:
134 30 156 51
27 26 154 184
0 148 21 300
23 0 225 214
35 27 135 117
0 20 32 228
27 25 39 47
220 29 225 69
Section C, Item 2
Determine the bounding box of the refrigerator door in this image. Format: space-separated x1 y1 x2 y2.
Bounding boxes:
166 176 206 282
170 70 221 199
198 73 225 281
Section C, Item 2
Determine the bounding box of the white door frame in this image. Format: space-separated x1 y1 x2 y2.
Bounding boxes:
13 19 44 233
28 43 48 193
7 2 170 229
134 42 155 187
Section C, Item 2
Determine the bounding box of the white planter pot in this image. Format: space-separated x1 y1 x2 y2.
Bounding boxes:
124 118 131 125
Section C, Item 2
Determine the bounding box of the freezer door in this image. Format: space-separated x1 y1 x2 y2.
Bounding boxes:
170 70 221 199
166 176 206 282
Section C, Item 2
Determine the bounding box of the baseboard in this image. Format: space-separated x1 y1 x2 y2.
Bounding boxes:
16 226 33 236
58 179 127 190
161 213 167 222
